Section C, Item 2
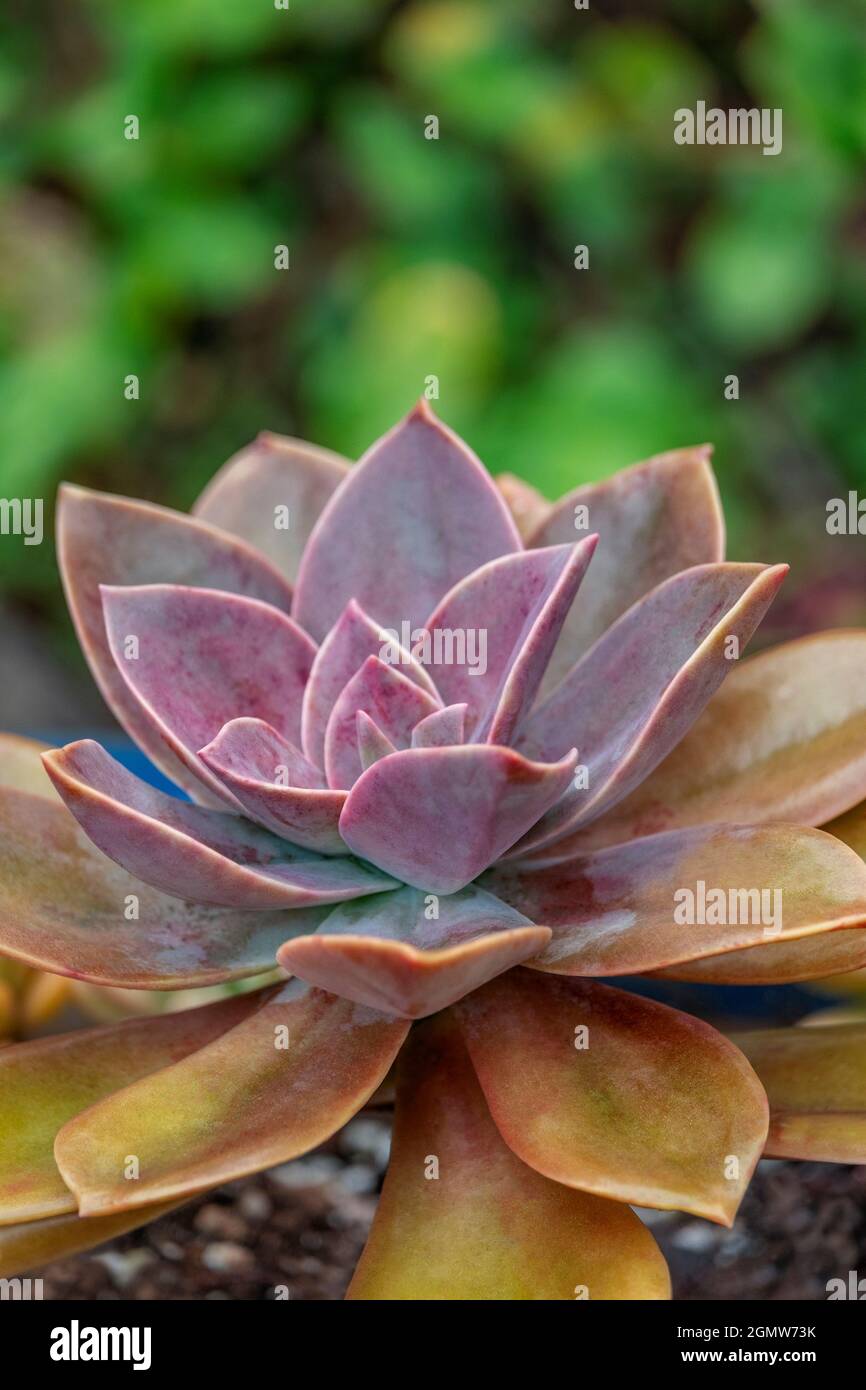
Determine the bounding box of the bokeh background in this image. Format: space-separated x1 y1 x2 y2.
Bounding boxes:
0 0 864 728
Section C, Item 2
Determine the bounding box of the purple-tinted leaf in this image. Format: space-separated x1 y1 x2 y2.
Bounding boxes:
421 539 597 745
293 402 521 642
411 704 467 749
340 744 576 893
0 788 324 990
529 446 724 697
57 485 294 802
514 563 786 854
101 584 317 806
198 719 346 854
193 432 349 583
44 741 395 909
301 599 437 770
324 656 440 790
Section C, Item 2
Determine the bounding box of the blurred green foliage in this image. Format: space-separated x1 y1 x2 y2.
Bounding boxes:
0 0 864 633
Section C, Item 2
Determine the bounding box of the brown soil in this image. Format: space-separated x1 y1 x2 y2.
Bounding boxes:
31 1116 866 1301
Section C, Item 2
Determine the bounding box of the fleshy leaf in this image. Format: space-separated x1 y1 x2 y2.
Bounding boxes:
101 583 317 806
575 631 866 851
57 484 294 801
528 446 724 697
733 1023 866 1161
43 741 393 909
199 718 346 853
0 788 326 989
347 1013 670 1300
653 929 866 985
411 704 467 749
0 1202 180 1280
0 992 260 1225
54 981 409 1214
324 656 440 790
301 599 437 770
457 972 767 1225
277 884 548 1019
495 473 552 541
293 401 521 642
356 712 397 770
514 563 786 854
484 823 866 977
420 538 597 745
340 744 577 894
193 432 349 583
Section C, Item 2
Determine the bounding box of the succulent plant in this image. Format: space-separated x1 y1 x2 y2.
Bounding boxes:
2 402 866 1298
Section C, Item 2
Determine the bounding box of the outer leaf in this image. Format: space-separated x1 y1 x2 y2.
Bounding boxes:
0 733 60 800
0 1202 180 1280
733 1024 866 1161
495 473 552 541
347 1013 670 1300
293 401 521 642
0 992 259 1225
515 563 786 853
54 981 409 1214
57 484 293 802
100 583 317 807
484 823 866 977
575 631 866 851
653 929 866 985
528 445 724 697
340 744 576 893
0 788 325 989
457 972 767 1225
44 741 393 909
301 599 437 770
199 718 345 853
277 884 548 1019
420 538 597 744
324 657 440 790
193 432 349 583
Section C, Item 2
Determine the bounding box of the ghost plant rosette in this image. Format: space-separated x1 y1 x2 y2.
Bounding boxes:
2 402 866 1298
